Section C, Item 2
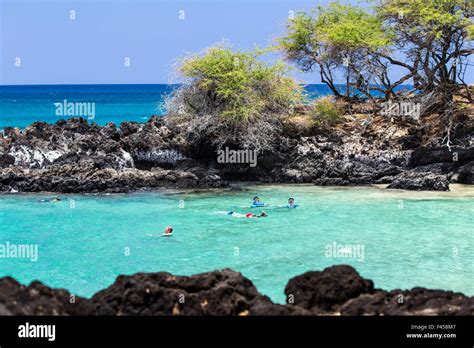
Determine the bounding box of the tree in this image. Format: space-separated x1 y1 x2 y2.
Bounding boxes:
376 0 474 103
279 0 474 104
165 45 303 154
279 3 393 101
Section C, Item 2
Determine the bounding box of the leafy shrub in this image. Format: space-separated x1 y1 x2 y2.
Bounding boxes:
165 45 303 153
311 97 343 125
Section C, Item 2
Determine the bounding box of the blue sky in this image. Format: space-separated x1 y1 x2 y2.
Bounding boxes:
1 0 472 85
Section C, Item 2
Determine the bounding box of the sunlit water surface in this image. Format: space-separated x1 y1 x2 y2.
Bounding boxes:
1 184 473 303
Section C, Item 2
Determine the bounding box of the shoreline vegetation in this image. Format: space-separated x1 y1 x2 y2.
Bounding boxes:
1 265 473 316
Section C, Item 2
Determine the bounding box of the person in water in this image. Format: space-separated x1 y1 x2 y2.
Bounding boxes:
252 196 267 207
227 211 267 218
39 196 61 203
287 197 296 208
163 226 173 236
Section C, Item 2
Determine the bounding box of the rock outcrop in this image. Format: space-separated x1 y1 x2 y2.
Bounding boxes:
284 266 473 315
0 114 472 192
0 118 226 193
387 170 450 191
0 277 91 315
0 266 472 316
284 265 375 312
90 269 304 316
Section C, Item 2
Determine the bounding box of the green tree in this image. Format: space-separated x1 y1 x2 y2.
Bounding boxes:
279 3 392 101
166 45 303 153
376 0 474 102
279 0 473 103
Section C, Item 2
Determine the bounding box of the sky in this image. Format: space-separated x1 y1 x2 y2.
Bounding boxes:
0 0 472 85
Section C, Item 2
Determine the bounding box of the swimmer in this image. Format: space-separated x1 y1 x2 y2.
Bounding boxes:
163 226 173 237
287 197 297 208
39 196 62 203
251 196 268 207
227 211 267 218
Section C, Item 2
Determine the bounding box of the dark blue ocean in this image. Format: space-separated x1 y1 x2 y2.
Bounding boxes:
0 84 342 129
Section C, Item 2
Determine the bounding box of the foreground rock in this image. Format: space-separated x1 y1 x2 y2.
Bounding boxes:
285 266 473 315
90 269 303 316
284 265 375 312
0 266 472 316
0 277 90 315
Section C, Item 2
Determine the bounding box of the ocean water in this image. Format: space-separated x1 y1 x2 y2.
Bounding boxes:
0 84 179 129
0 84 403 129
0 185 473 302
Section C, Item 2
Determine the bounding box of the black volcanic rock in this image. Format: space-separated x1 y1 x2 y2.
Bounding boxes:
0 118 226 192
452 161 474 184
89 269 301 316
284 265 374 312
0 277 91 315
410 146 474 167
387 170 450 191
340 288 474 316
0 115 473 192
0 266 472 316
0 153 15 168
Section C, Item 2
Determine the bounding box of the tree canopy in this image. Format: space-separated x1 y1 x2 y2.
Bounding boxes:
166 46 303 153
279 0 474 103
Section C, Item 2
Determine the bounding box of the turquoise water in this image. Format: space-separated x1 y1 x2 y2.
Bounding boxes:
0 84 176 129
0 185 473 303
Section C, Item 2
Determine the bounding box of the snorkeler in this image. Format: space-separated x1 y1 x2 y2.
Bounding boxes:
286 198 298 208
251 196 268 207
39 196 62 203
163 226 173 237
227 211 267 218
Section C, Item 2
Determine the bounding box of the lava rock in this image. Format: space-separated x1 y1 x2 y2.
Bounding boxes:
410 146 474 167
387 170 450 191
340 288 474 316
1 265 472 316
284 265 374 312
90 269 291 316
0 153 15 168
0 277 91 315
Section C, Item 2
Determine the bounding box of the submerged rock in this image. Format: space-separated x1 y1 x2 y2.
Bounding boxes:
1 266 471 316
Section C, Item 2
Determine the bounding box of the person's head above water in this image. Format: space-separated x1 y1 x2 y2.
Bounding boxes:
287 198 296 208
253 196 260 203
164 226 173 235
259 211 267 217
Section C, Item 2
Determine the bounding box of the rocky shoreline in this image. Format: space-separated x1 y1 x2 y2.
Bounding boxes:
0 265 472 316
0 113 473 193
